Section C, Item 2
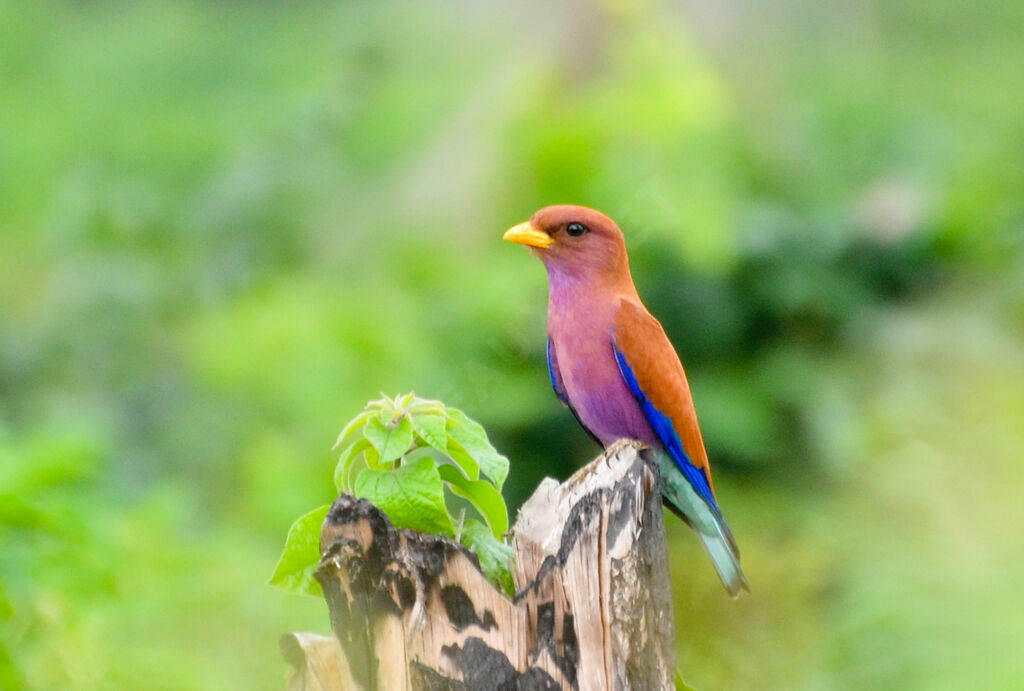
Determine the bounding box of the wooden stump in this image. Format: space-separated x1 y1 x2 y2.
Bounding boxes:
282 440 677 690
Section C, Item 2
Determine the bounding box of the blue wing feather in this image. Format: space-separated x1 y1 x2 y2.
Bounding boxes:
547 338 570 406
612 342 720 511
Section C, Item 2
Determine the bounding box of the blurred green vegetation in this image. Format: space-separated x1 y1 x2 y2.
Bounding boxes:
2 0 1023 688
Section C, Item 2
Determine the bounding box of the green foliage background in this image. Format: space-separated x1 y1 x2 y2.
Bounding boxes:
2 0 1023 688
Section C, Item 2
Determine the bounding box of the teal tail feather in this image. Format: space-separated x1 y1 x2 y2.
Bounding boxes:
696 518 750 598
655 450 750 597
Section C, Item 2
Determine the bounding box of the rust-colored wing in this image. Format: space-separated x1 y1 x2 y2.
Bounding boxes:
612 298 717 507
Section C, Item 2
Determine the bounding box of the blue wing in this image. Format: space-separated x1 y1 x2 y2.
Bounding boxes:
547 338 570 406
611 341 720 512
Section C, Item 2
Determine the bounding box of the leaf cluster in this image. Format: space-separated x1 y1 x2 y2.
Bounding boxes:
270 394 514 597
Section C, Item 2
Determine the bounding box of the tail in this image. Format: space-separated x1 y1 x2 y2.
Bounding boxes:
696 519 750 598
656 451 750 597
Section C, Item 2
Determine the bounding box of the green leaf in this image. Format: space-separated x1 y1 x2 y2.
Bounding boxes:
438 464 508 536
268 505 330 596
444 439 480 481
459 520 515 597
334 438 371 493
345 452 369 492
446 409 509 489
376 406 396 426
354 457 454 536
364 414 414 463
675 669 698 691
408 397 446 416
410 412 447 452
332 410 373 451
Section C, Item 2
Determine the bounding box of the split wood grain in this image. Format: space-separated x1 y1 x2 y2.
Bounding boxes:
283 440 676 691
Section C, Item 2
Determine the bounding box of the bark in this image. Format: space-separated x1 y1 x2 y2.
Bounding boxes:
283 440 676 690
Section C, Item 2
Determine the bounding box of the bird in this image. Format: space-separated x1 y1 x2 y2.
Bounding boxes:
503 204 749 596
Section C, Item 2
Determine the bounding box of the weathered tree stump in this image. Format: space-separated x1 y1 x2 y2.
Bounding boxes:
282 440 676 690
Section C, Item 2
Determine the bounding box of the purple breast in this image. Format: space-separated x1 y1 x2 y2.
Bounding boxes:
551 328 659 449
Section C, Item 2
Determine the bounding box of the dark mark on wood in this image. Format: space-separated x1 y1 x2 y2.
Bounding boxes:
394 573 416 610
441 637 561 691
533 602 577 686
319 577 374 690
561 613 578 685
518 667 564 691
410 662 467 691
514 492 604 605
443 637 519 691
441 585 490 631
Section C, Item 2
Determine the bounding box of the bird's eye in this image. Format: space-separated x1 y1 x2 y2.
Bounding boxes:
566 222 588 237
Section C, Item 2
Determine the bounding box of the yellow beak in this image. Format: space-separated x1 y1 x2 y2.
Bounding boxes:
503 221 554 249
